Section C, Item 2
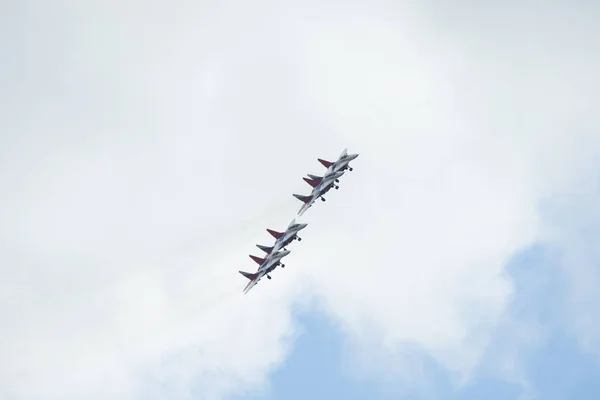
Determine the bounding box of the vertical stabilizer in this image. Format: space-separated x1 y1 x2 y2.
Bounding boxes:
249 255 266 264
293 194 312 204
239 271 258 280
318 158 334 168
267 229 284 239
256 244 274 254
303 177 320 188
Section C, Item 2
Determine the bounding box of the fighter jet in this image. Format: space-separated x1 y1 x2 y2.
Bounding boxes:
293 170 345 216
317 148 359 173
239 249 291 294
256 218 308 254
303 173 340 192
301 148 358 197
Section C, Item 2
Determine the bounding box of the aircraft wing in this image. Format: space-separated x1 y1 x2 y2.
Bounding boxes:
298 195 315 216
243 277 260 294
240 269 263 294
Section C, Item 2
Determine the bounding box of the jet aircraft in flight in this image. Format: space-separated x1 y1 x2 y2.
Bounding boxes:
300 148 359 206
239 249 291 294
256 219 308 254
293 170 345 216
317 148 359 173
238 148 359 294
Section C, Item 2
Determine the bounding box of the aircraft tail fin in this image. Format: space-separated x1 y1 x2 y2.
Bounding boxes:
267 229 284 239
249 255 266 264
239 270 258 280
318 158 334 168
293 194 312 204
256 244 274 254
303 177 320 188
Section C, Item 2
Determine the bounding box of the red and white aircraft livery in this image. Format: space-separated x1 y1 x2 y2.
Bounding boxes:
238 249 290 294
293 148 359 216
317 148 359 173
256 218 308 254
293 170 345 216
238 148 358 294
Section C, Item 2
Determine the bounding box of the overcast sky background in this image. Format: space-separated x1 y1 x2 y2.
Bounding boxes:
2 1 600 399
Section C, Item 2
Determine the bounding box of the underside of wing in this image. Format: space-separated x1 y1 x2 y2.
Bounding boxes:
243 278 259 294
298 198 314 216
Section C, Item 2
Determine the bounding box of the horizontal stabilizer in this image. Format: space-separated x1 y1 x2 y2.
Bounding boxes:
267 229 284 239
249 254 266 265
303 177 320 188
239 270 258 280
256 244 274 254
293 193 312 204
307 174 323 181
318 158 334 168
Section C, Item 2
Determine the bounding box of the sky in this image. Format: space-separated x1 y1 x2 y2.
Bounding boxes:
1 1 600 399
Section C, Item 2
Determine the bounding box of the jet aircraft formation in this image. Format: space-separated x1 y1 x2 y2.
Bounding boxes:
239 148 359 293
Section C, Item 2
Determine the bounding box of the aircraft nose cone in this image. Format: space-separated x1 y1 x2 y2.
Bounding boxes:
299 223 308 230
348 153 359 160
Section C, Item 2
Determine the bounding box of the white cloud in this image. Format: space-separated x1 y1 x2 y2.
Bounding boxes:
1 0 600 399
286 0 600 388
542 168 600 362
